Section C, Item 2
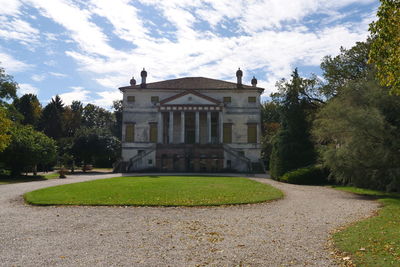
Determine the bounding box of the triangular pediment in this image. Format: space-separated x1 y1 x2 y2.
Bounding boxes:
160 90 220 105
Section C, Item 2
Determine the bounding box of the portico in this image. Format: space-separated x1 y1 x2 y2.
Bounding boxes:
157 108 223 145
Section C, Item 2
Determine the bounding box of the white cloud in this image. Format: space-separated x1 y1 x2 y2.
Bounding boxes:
0 0 22 16
92 90 122 108
49 71 67 77
58 86 91 105
18 83 39 95
44 60 56 66
31 74 45 82
0 16 39 45
27 0 120 57
0 0 377 102
89 0 148 42
0 52 31 72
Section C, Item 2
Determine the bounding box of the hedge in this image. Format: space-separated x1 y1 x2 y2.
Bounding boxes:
280 165 329 185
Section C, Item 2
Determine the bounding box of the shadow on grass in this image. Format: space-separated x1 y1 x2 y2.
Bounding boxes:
68 171 114 176
0 175 47 184
331 185 400 200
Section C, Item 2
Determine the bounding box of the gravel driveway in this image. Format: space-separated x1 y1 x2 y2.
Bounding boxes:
0 173 379 266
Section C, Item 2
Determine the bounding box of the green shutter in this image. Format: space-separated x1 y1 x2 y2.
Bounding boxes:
223 96 231 103
248 96 256 103
223 123 232 143
125 124 135 142
150 124 157 143
247 124 257 143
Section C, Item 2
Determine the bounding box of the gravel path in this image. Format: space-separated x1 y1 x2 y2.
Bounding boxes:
0 173 379 266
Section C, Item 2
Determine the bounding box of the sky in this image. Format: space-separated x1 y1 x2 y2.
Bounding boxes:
0 0 379 108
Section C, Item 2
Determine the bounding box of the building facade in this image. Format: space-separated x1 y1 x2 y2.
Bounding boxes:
117 69 264 172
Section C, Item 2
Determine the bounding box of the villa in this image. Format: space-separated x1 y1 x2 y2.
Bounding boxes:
118 69 264 172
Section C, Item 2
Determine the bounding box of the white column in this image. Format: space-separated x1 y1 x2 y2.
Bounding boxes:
181 111 185 143
169 111 174 144
157 112 163 143
207 111 211 143
195 111 200 144
219 111 223 144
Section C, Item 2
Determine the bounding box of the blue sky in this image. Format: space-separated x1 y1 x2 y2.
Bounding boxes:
0 0 379 108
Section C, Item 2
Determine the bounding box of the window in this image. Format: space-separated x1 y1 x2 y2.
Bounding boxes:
223 96 231 103
125 123 135 142
226 160 232 169
223 123 232 143
148 159 153 165
127 96 135 102
151 96 159 103
149 123 157 143
248 96 256 103
247 123 257 143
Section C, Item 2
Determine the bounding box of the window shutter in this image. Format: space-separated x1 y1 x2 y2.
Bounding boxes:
125 124 135 142
223 97 231 103
248 96 256 103
247 124 257 143
223 123 232 143
149 123 157 142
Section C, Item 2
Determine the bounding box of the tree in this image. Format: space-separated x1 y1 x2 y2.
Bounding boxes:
0 65 18 105
63 101 83 138
269 69 317 179
1 125 57 175
260 102 281 169
369 0 400 95
320 41 371 97
71 128 120 168
0 107 12 152
313 75 400 191
112 100 123 140
39 95 65 140
82 103 115 131
13 94 42 127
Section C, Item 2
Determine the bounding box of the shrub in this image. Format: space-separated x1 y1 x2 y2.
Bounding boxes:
280 165 329 185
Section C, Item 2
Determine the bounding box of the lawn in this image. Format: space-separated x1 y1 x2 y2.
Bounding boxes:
24 176 283 206
333 186 400 266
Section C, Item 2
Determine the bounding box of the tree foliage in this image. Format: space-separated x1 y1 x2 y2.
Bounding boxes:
369 0 400 95
1 125 57 175
260 102 280 169
0 65 18 104
39 95 65 140
82 103 115 130
313 76 400 191
13 94 42 127
0 107 12 152
112 100 123 140
71 128 120 167
320 41 371 97
269 69 317 179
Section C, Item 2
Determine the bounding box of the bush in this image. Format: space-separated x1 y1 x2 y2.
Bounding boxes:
280 165 329 185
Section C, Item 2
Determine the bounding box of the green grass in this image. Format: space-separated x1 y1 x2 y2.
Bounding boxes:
24 176 283 206
333 186 400 266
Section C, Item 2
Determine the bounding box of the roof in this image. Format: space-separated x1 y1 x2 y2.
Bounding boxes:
119 77 263 91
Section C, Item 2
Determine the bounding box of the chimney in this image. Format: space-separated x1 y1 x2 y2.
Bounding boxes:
251 76 257 87
236 68 243 88
140 68 147 88
130 76 136 86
